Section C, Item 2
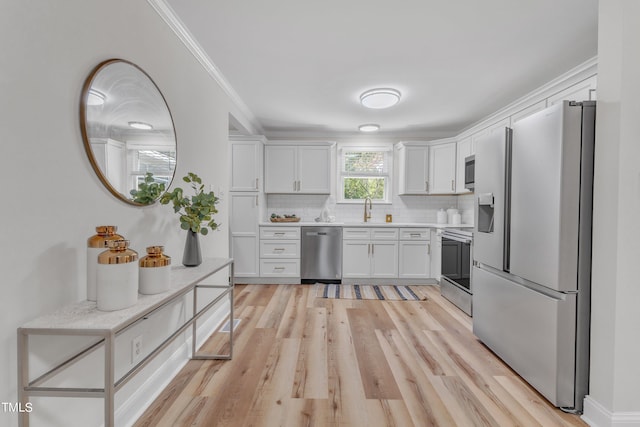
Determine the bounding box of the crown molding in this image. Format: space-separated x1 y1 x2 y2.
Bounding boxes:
147 0 264 135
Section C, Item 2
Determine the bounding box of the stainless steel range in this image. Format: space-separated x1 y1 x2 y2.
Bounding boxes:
440 228 473 315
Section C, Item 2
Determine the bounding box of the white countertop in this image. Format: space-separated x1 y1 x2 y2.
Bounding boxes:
260 221 473 228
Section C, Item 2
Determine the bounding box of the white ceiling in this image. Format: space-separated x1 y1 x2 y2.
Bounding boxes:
165 0 598 139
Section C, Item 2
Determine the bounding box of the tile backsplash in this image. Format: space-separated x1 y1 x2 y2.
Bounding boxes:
267 193 475 225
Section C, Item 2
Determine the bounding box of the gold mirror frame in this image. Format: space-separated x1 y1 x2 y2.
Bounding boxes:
80 59 177 206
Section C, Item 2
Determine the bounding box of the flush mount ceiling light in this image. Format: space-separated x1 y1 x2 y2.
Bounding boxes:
359 124 380 132
360 88 401 109
87 89 106 106
128 121 153 130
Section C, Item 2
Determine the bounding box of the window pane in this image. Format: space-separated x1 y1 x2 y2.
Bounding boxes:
344 151 386 174
343 177 385 200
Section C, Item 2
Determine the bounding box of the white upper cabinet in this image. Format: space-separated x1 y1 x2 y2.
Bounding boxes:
455 137 473 193
397 144 429 195
230 138 264 192
264 143 332 194
429 142 457 194
548 75 597 105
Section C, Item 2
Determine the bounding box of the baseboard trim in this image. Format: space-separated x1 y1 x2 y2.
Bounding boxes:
115 301 230 426
582 396 640 427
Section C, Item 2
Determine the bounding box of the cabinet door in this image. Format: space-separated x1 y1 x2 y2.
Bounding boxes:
230 193 259 234
399 241 431 278
231 141 262 192
298 145 331 194
430 229 442 280
232 235 259 277
342 241 371 278
429 143 457 194
265 145 297 193
455 137 472 193
399 145 429 194
371 241 398 278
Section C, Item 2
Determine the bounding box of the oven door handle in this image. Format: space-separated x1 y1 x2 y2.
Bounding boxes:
442 234 472 244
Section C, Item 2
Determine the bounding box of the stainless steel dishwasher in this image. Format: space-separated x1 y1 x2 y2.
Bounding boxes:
301 226 342 284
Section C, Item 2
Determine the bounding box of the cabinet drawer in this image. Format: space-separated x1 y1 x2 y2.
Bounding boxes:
260 240 300 258
343 228 371 240
399 228 430 241
260 259 300 277
260 226 300 240
371 228 399 240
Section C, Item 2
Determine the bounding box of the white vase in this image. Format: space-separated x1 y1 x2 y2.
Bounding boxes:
96 240 138 311
86 226 123 301
139 246 172 295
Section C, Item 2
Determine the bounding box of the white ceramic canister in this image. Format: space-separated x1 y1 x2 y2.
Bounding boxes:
452 212 462 225
96 240 138 311
436 208 447 224
139 246 172 295
87 226 124 301
446 207 459 224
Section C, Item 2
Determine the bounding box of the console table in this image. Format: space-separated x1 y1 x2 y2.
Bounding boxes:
17 257 234 427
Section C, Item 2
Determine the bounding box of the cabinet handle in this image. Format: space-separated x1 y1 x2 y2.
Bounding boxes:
297 180 301 191
256 178 259 190
427 243 431 255
274 266 285 271
293 181 296 192
255 195 259 206
410 233 421 237
274 232 285 236
371 244 374 256
273 248 285 252
425 181 429 192
451 180 455 191
368 243 371 256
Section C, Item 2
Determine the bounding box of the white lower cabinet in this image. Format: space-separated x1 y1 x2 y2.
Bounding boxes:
398 228 431 279
259 226 300 277
342 228 398 279
230 193 261 277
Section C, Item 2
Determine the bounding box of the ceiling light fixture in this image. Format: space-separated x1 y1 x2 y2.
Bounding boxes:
87 89 106 106
359 124 380 132
128 121 153 130
360 88 401 109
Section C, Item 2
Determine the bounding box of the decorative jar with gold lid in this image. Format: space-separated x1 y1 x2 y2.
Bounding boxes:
139 246 171 295
96 240 138 311
87 226 124 301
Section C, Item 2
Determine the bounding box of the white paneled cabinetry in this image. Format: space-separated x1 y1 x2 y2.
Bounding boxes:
398 228 431 279
428 142 457 194
342 228 399 279
259 226 300 277
264 143 332 194
397 140 457 195
229 136 265 279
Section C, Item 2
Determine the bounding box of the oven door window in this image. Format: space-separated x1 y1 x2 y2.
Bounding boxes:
441 237 471 290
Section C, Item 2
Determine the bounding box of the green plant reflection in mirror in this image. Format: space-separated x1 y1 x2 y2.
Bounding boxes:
80 59 177 205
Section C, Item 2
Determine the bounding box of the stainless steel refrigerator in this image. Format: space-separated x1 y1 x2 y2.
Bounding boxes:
472 101 595 413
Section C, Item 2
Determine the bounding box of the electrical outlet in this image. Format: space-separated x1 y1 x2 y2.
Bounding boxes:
132 335 143 363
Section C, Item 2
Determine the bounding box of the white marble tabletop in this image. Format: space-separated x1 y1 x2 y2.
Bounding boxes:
20 258 233 333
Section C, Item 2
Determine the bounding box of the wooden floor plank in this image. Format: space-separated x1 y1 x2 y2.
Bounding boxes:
135 284 586 427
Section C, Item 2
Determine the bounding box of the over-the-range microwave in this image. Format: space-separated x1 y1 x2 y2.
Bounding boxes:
464 155 475 191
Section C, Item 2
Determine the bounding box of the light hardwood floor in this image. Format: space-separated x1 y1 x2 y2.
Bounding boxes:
134 284 586 427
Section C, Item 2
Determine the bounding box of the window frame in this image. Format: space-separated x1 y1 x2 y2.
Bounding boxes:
337 144 393 204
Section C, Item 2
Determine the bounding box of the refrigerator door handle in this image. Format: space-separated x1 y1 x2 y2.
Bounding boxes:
503 127 513 272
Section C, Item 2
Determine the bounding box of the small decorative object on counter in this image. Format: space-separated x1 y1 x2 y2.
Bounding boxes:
87 226 124 301
160 172 219 267
96 240 139 311
437 208 448 224
385 214 393 223
446 207 459 224
270 213 300 222
452 212 462 225
139 246 172 294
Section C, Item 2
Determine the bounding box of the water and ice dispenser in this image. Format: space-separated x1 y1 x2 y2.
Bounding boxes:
477 193 495 233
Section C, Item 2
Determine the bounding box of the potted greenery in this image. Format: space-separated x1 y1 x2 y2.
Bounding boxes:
130 172 166 205
160 172 219 266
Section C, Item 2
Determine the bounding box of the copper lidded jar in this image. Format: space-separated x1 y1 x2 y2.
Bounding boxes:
139 246 171 295
96 240 138 311
87 226 124 301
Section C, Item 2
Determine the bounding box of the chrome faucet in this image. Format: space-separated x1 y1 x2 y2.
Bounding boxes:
363 197 372 222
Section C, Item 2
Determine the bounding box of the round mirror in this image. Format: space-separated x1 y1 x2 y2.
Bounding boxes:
80 59 177 205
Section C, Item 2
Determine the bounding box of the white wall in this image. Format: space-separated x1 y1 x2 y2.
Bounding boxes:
584 0 640 424
0 1 247 426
